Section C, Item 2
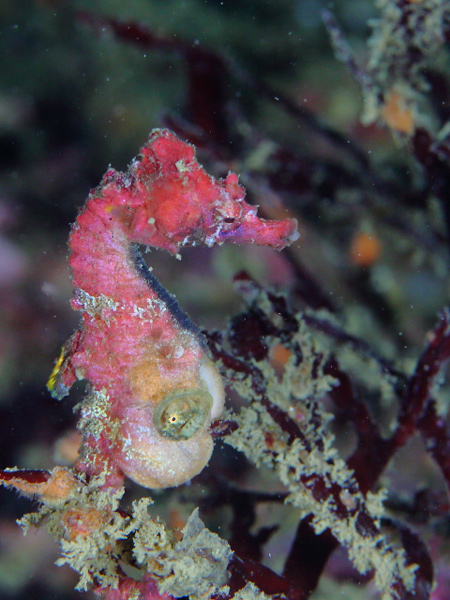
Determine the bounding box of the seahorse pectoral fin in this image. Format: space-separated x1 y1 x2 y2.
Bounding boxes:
47 331 82 400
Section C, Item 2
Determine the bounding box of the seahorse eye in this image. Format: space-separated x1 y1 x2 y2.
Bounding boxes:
153 388 213 441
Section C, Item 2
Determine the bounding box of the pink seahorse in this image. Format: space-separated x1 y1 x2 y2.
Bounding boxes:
47 129 298 490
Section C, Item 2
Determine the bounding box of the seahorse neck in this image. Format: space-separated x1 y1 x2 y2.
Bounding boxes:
69 194 151 307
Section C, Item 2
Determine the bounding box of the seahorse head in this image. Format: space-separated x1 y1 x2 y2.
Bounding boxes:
115 129 298 253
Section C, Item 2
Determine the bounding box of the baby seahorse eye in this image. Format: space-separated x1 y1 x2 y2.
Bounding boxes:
153 388 213 441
